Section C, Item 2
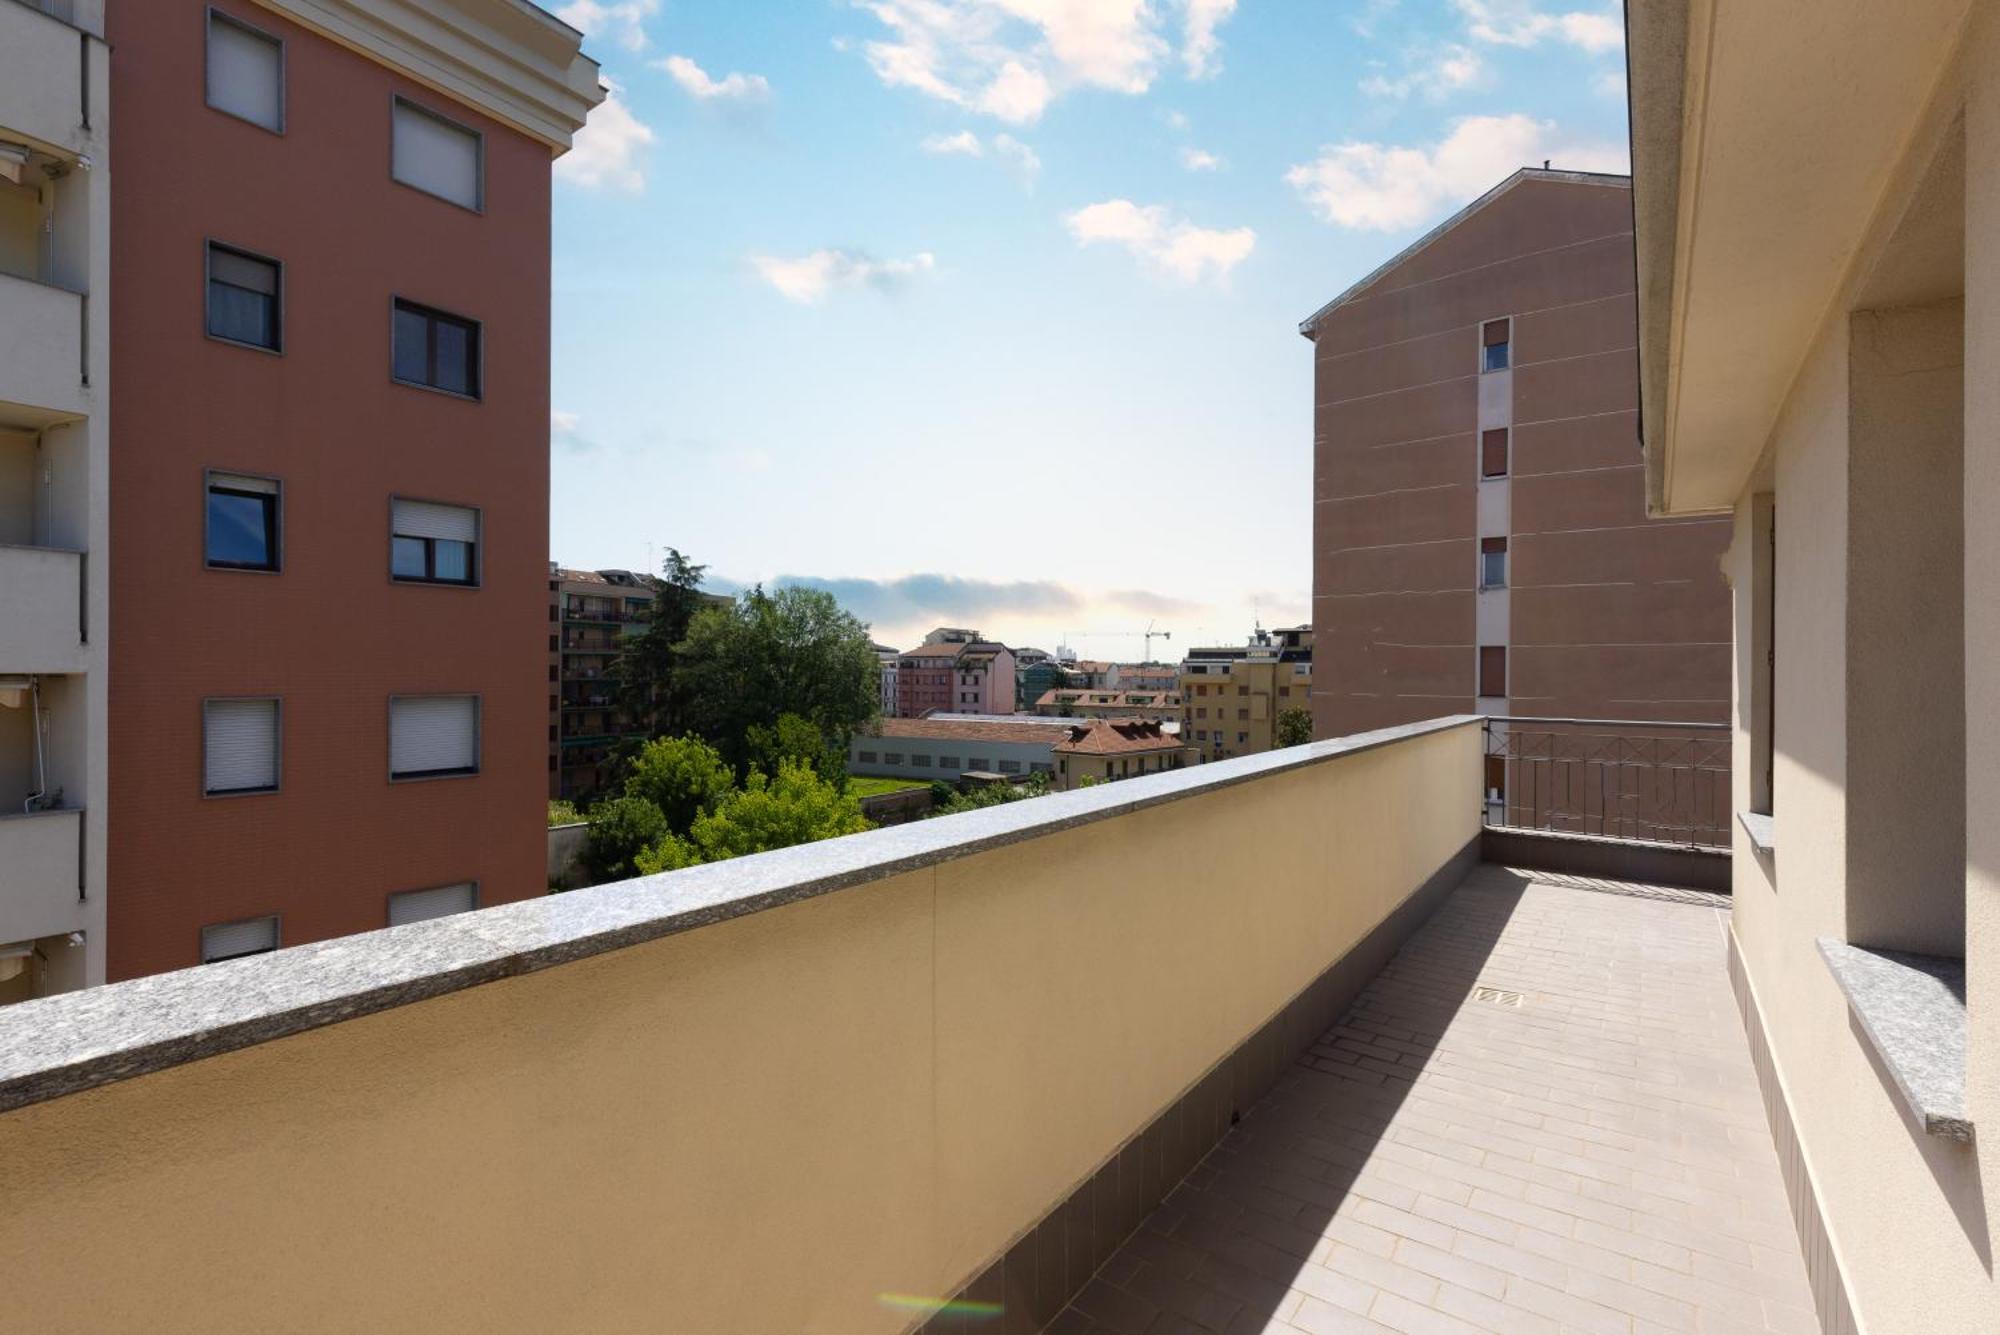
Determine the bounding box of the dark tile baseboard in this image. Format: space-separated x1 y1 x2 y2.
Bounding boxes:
917 835 1482 1334
1727 932 1861 1335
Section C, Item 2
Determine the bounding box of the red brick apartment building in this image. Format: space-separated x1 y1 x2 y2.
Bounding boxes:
1303 170 1730 738
103 2 599 979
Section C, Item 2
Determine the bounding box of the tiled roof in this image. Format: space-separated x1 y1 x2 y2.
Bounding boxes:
1035 690 1182 710
866 718 1059 746
1054 720 1185 755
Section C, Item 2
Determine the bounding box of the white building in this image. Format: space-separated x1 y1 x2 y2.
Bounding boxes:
849 718 1060 783
0 0 109 1002
871 642 899 718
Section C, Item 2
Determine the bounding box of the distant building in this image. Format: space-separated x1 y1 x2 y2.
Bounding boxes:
1015 657 1073 712
1034 689 1183 722
1052 719 1189 789
548 567 655 801
871 643 900 718
896 628 1015 717
1179 626 1313 762
1065 660 1116 689
1110 664 1179 693
849 717 1062 784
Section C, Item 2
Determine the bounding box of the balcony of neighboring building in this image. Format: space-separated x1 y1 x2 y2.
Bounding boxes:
0 715 1821 1333
0 135 92 424
0 2 105 162
0 427 88 675
0 672 86 989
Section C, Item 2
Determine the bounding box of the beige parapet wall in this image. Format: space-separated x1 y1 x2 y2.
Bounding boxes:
0 719 1480 1334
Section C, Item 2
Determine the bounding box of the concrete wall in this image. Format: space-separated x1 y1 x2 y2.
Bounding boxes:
1720 23 1999 1327
546 821 588 890
0 721 1480 1334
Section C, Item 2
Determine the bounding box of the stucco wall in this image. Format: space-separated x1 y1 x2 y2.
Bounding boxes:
0 721 1479 1334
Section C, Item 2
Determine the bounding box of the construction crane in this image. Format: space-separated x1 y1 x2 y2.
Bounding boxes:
1059 621 1175 663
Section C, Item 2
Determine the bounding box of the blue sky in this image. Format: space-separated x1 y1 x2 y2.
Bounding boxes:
547 0 1629 661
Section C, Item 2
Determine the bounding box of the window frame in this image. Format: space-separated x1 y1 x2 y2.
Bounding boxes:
1478 645 1508 699
386 880 481 928
201 695 282 798
204 6 286 136
1480 427 1510 479
1480 317 1512 373
387 693 483 783
201 913 282 964
1480 536 1508 590
389 94 487 214
390 296 484 400
204 239 284 354
203 468 283 573
388 494 482 588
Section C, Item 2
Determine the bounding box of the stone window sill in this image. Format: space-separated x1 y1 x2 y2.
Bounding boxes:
1818 937 1970 1141
1738 810 1775 856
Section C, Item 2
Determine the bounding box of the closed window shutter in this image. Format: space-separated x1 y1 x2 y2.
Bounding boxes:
208 14 282 131
391 695 479 776
202 915 279 962
392 101 482 210
1479 646 1507 697
1481 428 1509 477
205 699 279 793
1483 319 1509 346
388 882 477 926
211 471 277 495
392 499 477 542
209 248 278 295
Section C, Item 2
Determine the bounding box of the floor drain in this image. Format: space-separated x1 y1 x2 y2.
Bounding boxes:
1471 986 1525 1008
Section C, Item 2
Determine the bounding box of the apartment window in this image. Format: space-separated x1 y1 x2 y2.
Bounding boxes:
205 471 280 571
206 243 281 351
206 9 283 133
203 697 280 796
912 754 933 768
388 882 478 927
1279 687 1290 698
391 97 482 211
857 750 878 764
1196 730 1208 741
998 760 1021 774
882 753 904 765
1481 428 1510 479
1479 646 1507 698
1481 536 1508 589
389 694 479 780
202 914 279 963
1236 686 1249 696
390 498 478 585
1481 318 1510 372
1236 732 1248 744
1030 762 1052 775
968 756 990 770
1237 708 1249 721
392 299 481 398
939 755 960 768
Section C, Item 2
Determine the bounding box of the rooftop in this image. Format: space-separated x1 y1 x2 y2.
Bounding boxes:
1055 719 1184 755
866 716 1062 746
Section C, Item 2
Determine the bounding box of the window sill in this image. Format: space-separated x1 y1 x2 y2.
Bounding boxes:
1737 810 1775 856
1817 937 1970 1141
391 375 482 403
390 769 480 784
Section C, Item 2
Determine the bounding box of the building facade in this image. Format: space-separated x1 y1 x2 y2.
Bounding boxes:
849 717 1063 784
1033 689 1182 722
895 628 1014 718
1180 627 1313 763
871 642 899 718
1303 170 1731 738
549 566 652 801
1051 719 1188 789
0 0 110 1001
98 1 597 982
1632 2 2000 1326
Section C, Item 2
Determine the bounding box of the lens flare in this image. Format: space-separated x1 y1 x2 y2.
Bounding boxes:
876 1293 1005 1320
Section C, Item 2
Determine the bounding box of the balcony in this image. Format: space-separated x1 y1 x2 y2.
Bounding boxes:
0 806 82 944
0 545 84 673
0 717 1816 1333
0 270 86 423
0 0 97 158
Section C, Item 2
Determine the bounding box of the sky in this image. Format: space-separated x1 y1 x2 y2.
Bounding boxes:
546 0 1630 662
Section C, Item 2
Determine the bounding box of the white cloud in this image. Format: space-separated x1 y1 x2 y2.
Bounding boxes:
1165 109 1190 131
551 410 595 454
1452 0 1623 53
750 249 938 303
851 0 1197 124
1179 0 1238 79
1179 146 1222 171
655 54 771 102
1064 199 1255 284
921 130 986 156
1284 113 1628 231
555 80 654 192
554 0 657 53
1359 43 1484 99
1593 69 1626 98
993 133 1043 180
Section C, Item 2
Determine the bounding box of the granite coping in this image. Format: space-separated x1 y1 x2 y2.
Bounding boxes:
1738 810 1775 855
0 714 1483 1116
1818 937 1970 1141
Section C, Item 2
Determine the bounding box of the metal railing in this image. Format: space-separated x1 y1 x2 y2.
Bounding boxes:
1482 716 1731 849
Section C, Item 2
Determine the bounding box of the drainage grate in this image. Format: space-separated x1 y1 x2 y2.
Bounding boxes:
1470 986 1525 1008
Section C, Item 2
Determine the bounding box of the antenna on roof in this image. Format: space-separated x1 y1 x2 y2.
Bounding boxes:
1543 159 1550 169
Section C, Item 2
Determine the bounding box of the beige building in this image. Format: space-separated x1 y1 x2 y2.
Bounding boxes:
1633 0 1999 1327
1032 688 1182 721
1051 719 1187 789
1179 625 1312 762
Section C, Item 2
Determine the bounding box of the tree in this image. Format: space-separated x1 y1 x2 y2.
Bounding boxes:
623 734 734 833
583 795 668 882
746 711 848 790
615 548 711 740
1276 706 1313 748
634 760 870 872
675 585 880 774
929 772 1053 817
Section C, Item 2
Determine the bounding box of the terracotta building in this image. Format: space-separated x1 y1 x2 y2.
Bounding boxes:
1301 169 1730 737
97 2 599 982
548 566 653 801
1051 719 1189 790
895 627 1015 718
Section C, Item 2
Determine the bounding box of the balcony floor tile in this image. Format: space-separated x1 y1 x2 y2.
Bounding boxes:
1049 864 1819 1335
